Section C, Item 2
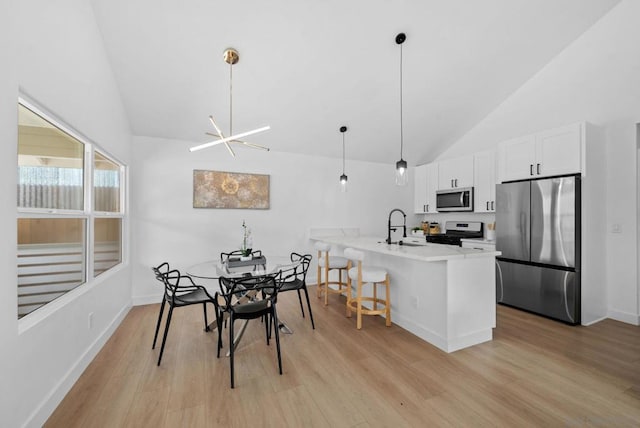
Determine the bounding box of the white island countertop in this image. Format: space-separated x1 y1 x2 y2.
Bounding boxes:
313 234 499 352
317 236 501 262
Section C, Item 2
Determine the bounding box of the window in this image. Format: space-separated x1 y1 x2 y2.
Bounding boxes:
17 104 85 210
17 100 126 319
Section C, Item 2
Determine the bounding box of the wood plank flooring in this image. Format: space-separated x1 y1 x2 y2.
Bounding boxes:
46 287 640 427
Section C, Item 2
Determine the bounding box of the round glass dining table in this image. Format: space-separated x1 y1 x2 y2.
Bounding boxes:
185 256 299 355
186 256 299 280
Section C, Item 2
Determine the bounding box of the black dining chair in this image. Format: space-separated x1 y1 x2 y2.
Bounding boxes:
215 273 283 388
278 253 314 329
152 267 217 366
151 262 171 350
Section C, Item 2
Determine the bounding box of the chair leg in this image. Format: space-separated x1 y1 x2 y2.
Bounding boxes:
214 304 223 358
356 281 363 330
229 316 235 388
152 299 166 349
385 275 391 326
373 283 378 311
202 302 210 332
296 289 305 318
302 286 315 329
157 305 174 366
265 313 270 345
316 263 322 299
324 265 330 306
346 274 352 318
272 308 283 375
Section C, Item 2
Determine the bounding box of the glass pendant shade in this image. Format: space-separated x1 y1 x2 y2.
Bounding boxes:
395 159 408 186
340 174 348 192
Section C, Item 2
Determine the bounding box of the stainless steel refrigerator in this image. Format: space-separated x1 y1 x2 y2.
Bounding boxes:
495 175 580 324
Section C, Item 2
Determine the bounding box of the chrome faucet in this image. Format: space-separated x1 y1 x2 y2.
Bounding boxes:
386 208 407 244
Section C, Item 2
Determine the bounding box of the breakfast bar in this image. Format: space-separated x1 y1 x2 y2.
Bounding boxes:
316 236 500 353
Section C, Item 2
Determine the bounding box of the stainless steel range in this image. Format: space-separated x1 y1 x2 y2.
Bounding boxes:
425 221 483 246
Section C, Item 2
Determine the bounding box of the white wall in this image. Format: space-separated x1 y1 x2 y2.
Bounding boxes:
0 0 19 421
437 0 640 324
1 1 133 426
131 136 412 303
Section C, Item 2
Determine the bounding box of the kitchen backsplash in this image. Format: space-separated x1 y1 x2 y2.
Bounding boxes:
412 212 496 236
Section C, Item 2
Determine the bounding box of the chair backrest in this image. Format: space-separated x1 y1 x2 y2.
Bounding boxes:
344 247 365 262
152 262 171 282
161 269 201 301
218 273 279 312
283 253 312 283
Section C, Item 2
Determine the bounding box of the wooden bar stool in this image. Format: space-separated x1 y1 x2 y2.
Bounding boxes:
344 247 391 330
314 242 349 306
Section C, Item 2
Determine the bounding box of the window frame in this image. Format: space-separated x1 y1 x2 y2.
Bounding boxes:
17 96 128 324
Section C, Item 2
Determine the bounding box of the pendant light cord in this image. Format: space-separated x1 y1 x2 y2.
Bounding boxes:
399 41 404 160
229 61 233 135
342 132 346 175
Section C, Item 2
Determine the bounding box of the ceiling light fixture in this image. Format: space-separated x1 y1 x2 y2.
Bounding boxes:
189 48 270 155
394 32 408 186
339 126 348 192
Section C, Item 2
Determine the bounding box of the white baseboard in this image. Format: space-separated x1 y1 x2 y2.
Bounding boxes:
25 303 131 428
607 309 640 326
132 293 163 306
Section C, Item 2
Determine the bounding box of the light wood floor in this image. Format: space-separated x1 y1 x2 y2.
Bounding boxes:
46 287 640 427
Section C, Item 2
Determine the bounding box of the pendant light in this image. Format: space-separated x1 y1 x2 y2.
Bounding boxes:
395 33 408 186
190 48 270 155
339 126 348 192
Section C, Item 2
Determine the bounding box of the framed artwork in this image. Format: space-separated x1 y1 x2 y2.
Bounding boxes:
193 170 270 209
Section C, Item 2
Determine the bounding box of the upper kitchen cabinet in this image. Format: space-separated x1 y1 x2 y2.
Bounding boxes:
438 155 473 189
474 150 496 213
413 164 427 214
499 123 582 182
413 163 438 214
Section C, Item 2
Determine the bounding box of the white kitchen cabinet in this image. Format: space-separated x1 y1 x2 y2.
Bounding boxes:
413 164 427 214
498 134 536 182
499 123 582 182
425 163 438 213
438 155 474 189
474 150 496 213
535 123 582 177
413 163 439 214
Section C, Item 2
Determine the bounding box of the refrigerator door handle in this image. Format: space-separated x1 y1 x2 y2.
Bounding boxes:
496 261 504 303
563 271 575 323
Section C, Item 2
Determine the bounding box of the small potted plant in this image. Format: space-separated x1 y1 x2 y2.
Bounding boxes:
411 226 424 236
240 220 253 260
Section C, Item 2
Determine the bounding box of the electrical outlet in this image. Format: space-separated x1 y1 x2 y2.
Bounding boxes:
410 295 419 309
88 312 94 330
612 224 621 233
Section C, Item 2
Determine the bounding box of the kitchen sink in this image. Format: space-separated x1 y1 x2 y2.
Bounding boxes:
377 240 425 247
399 242 424 247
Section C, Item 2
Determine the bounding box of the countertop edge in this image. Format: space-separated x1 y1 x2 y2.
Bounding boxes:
313 236 500 262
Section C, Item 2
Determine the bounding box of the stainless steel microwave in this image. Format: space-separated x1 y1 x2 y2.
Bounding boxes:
436 187 474 212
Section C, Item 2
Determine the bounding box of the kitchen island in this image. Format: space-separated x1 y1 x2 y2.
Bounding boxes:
315 236 500 353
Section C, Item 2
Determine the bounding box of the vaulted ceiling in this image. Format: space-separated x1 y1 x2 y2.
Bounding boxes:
90 0 620 165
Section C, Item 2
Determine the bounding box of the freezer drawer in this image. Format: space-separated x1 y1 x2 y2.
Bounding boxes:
496 260 579 324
